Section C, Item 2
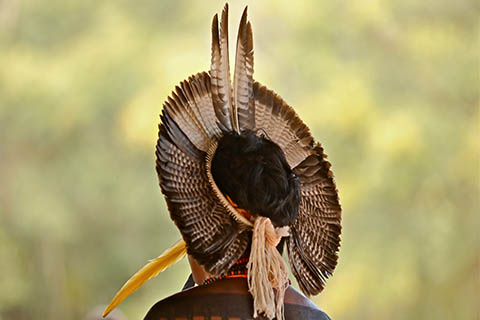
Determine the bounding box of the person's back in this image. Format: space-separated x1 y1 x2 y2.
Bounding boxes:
144 278 330 320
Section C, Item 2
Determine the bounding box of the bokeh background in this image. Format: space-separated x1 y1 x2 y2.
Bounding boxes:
0 0 478 319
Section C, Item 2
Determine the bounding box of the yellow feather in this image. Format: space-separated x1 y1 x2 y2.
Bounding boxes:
102 239 187 318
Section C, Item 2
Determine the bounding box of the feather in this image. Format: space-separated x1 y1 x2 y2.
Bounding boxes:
252 82 315 168
156 125 246 275
102 239 187 318
162 72 222 152
234 6 255 132
287 143 341 296
210 4 234 132
160 111 204 160
183 72 223 140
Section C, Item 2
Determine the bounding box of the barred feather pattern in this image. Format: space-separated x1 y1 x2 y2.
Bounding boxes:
156 116 248 275
252 82 315 168
211 4 234 132
287 143 342 295
163 72 222 152
234 7 255 132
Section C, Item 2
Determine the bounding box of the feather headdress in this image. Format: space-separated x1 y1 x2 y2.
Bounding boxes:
104 4 341 319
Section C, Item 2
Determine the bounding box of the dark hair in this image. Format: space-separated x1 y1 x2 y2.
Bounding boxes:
211 131 301 227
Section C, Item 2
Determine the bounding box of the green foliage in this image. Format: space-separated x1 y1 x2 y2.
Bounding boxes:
0 0 478 319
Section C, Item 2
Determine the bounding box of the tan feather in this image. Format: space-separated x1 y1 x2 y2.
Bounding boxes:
102 239 187 318
211 4 234 132
234 6 255 132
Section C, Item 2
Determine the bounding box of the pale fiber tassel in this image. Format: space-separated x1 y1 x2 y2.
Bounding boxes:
247 217 290 320
102 239 187 318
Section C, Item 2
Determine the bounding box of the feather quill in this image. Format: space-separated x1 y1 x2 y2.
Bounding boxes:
102 239 187 318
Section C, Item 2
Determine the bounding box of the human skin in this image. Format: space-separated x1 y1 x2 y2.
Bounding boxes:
187 255 211 285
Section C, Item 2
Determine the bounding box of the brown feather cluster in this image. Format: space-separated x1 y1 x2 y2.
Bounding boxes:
156 4 341 296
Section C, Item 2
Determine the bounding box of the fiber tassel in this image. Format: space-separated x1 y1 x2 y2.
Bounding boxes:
103 239 187 318
247 217 290 320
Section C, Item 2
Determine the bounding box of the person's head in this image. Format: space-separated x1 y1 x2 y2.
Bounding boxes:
211 131 301 227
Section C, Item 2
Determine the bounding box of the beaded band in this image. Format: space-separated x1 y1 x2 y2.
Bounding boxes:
203 258 249 285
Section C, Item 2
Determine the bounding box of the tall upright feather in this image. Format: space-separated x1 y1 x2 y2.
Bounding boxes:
234 7 255 132
210 4 235 132
102 239 187 318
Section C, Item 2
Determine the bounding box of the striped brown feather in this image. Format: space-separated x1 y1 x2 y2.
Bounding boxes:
210 230 251 273
186 72 223 139
287 143 341 296
156 116 247 275
252 82 315 168
234 7 255 132
210 4 234 132
162 72 221 152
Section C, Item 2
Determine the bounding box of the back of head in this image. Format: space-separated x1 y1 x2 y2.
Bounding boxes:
211 131 301 227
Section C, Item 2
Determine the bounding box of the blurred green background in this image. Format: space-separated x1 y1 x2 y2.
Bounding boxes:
0 0 478 319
